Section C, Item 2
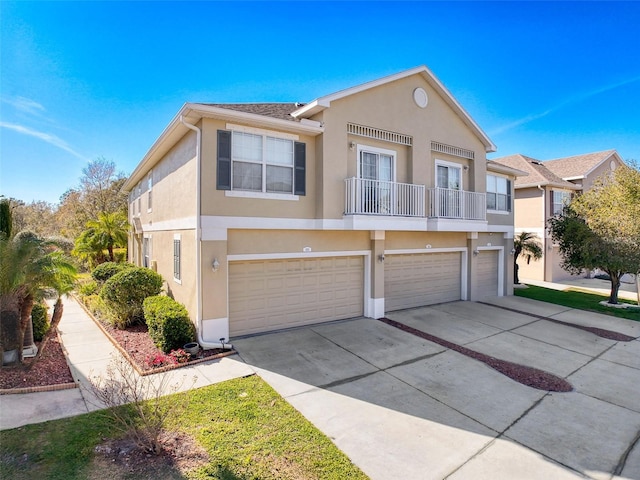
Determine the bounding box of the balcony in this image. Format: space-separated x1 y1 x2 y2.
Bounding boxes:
344 178 487 222
427 187 486 221
344 177 425 217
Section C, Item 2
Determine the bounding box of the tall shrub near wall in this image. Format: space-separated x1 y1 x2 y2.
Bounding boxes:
91 261 134 284
100 267 163 329
143 296 195 353
31 303 50 342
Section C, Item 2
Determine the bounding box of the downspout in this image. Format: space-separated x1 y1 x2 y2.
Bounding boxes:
180 116 231 350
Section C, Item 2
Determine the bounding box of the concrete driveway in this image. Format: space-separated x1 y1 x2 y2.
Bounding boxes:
234 297 640 480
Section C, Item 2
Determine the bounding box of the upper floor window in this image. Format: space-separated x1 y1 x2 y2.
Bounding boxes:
147 172 153 212
232 131 294 193
486 174 512 212
358 145 395 182
436 161 461 190
136 183 141 215
552 190 571 215
217 129 306 196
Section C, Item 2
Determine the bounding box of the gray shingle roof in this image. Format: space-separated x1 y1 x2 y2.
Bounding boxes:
543 150 617 179
492 154 578 189
202 103 301 121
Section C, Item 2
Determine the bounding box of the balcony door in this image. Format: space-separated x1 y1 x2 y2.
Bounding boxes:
436 161 462 218
358 146 395 214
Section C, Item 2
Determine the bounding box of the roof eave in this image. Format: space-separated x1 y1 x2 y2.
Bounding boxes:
292 65 497 153
122 104 325 192
515 181 581 190
486 161 529 177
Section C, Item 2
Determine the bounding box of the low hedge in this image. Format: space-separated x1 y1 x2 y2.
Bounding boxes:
91 261 134 284
31 303 50 342
143 296 196 353
100 267 163 329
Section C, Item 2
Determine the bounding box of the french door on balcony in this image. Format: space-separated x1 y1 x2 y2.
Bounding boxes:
436 162 462 218
359 147 394 214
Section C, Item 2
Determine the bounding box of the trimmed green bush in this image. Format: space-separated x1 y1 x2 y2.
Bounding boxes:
91 261 134 284
78 280 99 296
31 303 50 342
143 296 196 353
100 267 163 329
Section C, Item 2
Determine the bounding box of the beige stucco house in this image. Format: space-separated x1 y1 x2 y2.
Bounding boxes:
122 66 524 347
492 150 625 282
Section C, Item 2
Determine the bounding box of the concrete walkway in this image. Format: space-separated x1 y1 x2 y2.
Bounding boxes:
0 297 254 430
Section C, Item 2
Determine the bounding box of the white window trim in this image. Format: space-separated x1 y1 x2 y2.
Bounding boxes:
173 234 181 284
136 182 142 217
552 190 572 216
486 173 511 214
142 234 152 269
225 190 299 201
435 159 463 190
356 144 397 181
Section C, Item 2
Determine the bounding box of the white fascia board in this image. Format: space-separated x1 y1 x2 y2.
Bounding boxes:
190 104 324 136
123 103 324 193
123 103 193 192
516 181 581 190
487 162 529 178
582 151 620 178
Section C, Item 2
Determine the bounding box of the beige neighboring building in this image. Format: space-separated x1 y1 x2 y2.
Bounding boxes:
122 66 525 346
492 150 625 282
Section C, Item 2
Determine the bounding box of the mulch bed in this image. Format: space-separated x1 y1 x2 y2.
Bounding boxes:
0 335 75 392
96 319 233 373
379 317 573 393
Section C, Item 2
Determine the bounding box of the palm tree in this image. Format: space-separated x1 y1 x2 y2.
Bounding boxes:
81 212 128 263
0 232 77 364
513 232 543 284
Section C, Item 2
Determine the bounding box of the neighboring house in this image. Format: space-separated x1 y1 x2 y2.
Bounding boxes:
122 66 524 346
492 150 625 282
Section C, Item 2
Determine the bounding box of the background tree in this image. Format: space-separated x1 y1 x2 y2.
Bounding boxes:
513 232 543 285
55 157 128 239
83 212 128 263
548 162 640 304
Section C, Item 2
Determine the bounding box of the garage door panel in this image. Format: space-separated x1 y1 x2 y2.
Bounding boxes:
230 256 364 336
385 252 462 311
477 251 499 298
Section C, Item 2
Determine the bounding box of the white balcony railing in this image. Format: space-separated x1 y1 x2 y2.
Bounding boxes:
344 177 425 217
427 187 486 220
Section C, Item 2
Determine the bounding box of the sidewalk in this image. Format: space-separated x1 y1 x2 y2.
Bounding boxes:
0 297 254 431
522 277 638 303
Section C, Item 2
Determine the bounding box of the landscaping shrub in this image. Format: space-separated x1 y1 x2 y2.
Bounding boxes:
91 261 133 284
78 280 99 296
31 303 50 342
100 267 163 329
143 296 196 353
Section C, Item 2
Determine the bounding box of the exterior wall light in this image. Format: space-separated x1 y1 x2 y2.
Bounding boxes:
212 258 220 272
473 249 480 256
378 254 385 263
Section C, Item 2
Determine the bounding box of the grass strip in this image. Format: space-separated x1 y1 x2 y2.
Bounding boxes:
1 375 368 480
515 285 639 322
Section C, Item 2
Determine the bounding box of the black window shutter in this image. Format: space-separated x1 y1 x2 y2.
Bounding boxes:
217 130 232 190
507 179 512 212
294 141 306 196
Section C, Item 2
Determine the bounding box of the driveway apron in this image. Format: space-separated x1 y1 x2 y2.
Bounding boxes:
234 298 640 480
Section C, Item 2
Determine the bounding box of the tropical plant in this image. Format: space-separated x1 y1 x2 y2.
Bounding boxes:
513 232 543 284
0 232 77 364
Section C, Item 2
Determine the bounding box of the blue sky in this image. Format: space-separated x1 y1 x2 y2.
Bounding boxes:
1 1 639 205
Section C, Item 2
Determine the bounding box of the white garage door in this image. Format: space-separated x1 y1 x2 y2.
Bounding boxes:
476 250 499 299
229 256 364 336
385 252 462 311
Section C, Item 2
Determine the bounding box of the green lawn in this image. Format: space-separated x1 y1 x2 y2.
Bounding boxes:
515 285 640 321
0 375 368 480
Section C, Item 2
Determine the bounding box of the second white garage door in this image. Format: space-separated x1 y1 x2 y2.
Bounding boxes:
229 256 364 336
385 252 462 311
476 250 499 299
